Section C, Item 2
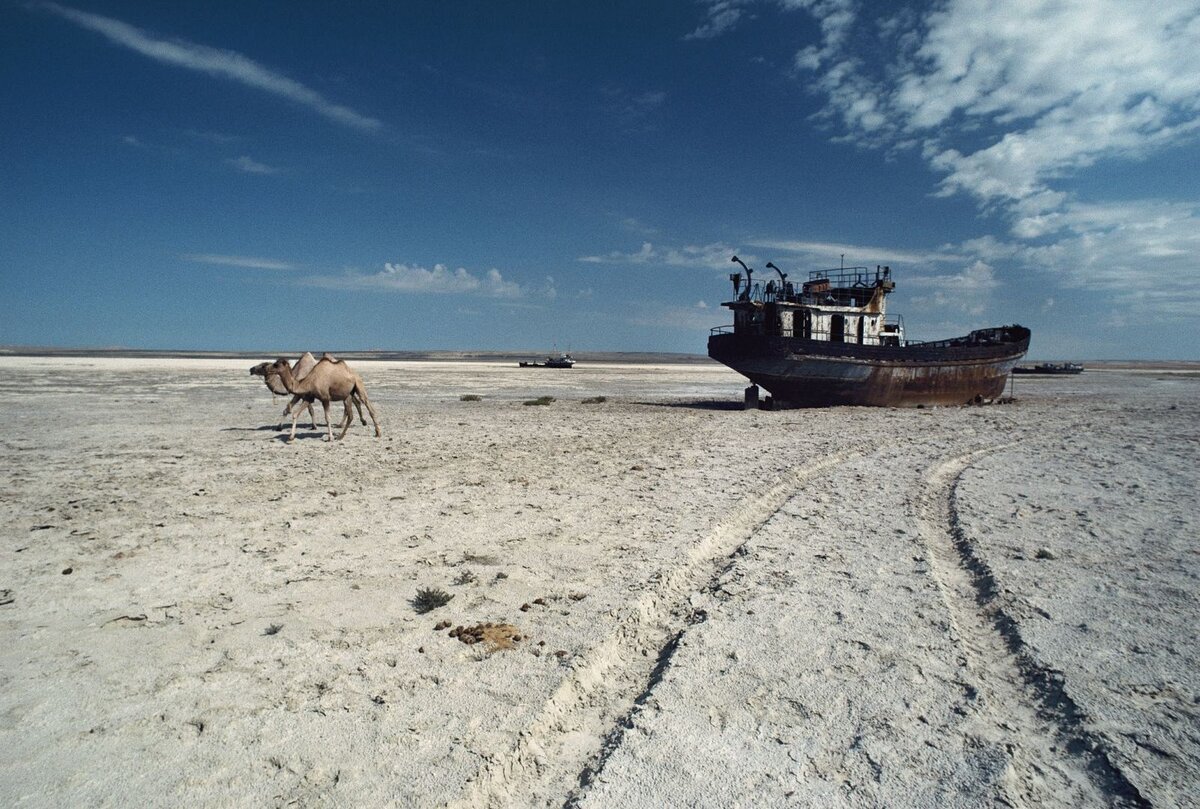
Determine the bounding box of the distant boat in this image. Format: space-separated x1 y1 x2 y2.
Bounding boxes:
708 257 1030 407
519 352 576 369
1013 362 1084 375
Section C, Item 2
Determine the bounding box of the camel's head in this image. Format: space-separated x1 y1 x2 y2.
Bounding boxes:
267 358 293 377
249 361 272 377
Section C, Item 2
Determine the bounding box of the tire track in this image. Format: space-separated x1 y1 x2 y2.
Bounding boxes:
917 447 1148 808
447 452 858 809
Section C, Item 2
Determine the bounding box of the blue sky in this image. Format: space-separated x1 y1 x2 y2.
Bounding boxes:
2 0 1198 358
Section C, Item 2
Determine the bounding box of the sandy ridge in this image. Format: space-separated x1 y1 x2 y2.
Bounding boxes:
918 448 1148 808
450 451 859 809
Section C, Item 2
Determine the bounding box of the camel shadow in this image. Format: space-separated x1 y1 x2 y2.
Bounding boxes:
221 425 287 432
271 431 328 443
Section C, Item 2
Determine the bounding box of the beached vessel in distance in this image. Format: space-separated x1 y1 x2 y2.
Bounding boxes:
1013 362 1084 375
708 257 1030 407
519 352 576 369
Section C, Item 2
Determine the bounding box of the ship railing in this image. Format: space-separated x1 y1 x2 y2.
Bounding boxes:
807 266 888 287
727 280 878 307
710 322 913 346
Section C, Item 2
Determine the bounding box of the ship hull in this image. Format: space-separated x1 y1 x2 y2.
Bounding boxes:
708 326 1030 407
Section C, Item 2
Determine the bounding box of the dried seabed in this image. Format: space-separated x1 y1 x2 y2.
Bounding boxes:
0 358 1195 807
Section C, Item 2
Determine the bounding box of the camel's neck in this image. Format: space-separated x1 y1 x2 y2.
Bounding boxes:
264 372 289 396
275 363 311 395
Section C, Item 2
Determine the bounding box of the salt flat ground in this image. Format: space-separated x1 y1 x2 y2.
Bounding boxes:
0 358 1196 808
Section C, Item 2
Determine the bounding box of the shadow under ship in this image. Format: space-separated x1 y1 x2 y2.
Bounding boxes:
707 258 1030 407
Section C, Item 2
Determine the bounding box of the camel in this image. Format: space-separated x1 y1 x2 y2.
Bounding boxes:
250 352 367 431
250 353 319 429
269 356 381 442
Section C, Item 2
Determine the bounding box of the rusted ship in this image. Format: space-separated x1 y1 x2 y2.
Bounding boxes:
1013 362 1083 375
707 257 1030 407
518 352 576 369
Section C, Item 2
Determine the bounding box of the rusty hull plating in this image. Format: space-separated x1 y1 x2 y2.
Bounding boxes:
708 260 1030 407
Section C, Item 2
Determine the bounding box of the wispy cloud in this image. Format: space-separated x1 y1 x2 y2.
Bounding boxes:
904 260 1000 317
789 0 1200 210
183 253 297 270
741 0 1200 311
227 155 281 175
579 241 740 269
748 238 962 267
183 128 240 145
40 2 382 132
684 0 750 40
600 86 667 132
305 262 523 298
629 301 717 331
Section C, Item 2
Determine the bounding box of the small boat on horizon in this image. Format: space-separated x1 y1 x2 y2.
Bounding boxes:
518 352 576 369
1012 362 1084 375
708 257 1030 407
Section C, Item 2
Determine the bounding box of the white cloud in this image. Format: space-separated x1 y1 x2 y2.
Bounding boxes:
227 155 281 175
40 3 382 132
579 241 741 269
684 1 750 40
579 242 657 264
305 262 523 298
183 253 296 270
791 0 1200 208
760 0 1200 311
600 86 667 132
629 302 722 331
749 238 961 266
905 260 999 316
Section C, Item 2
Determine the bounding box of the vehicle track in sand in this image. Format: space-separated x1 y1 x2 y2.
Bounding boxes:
916 447 1149 809
446 452 859 809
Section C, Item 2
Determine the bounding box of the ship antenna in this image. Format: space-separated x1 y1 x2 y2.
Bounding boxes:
765 261 787 285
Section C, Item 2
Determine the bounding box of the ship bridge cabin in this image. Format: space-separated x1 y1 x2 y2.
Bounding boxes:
720 259 904 346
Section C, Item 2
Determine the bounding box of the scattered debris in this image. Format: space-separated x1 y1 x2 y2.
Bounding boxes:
523 396 555 406
581 396 607 404
519 603 532 612
263 623 283 636
1035 547 1057 560
448 622 523 652
0 589 13 606
103 614 147 626
434 620 452 631
460 394 483 402
61 567 73 575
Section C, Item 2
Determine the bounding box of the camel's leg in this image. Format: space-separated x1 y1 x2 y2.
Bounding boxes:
352 392 367 425
288 404 302 443
280 395 302 431
337 399 354 440
355 382 383 437
321 400 335 442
